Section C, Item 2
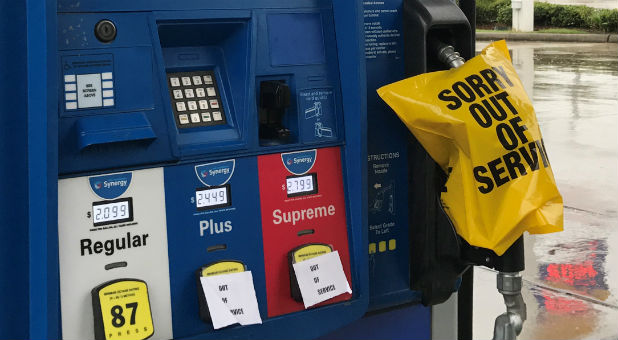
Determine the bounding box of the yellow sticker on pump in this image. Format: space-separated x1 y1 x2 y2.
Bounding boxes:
292 244 333 263
200 261 246 277
93 279 154 340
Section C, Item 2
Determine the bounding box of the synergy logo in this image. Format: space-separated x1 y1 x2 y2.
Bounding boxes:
89 172 132 199
293 156 313 164
206 166 231 177
281 149 317 175
195 159 235 187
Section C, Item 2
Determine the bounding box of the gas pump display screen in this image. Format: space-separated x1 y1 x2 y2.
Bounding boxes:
196 185 231 210
286 173 318 197
92 198 134 226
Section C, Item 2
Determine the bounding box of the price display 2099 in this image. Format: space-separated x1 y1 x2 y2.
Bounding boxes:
92 198 134 227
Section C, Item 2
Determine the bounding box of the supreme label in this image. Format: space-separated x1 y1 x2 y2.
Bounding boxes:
258 147 352 317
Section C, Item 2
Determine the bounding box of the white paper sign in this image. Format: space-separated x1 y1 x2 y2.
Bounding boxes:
292 250 352 308
200 271 263 329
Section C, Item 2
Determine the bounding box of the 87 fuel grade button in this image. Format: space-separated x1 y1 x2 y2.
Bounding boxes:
92 279 154 340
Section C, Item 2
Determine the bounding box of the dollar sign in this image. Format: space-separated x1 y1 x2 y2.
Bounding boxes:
281 184 286 191
190 197 195 204
86 211 91 218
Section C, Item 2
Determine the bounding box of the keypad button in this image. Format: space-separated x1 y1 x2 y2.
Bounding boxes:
64 74 76 83
179 114 190 124
65 83 76 92
65 102 77 110
102 81 113 89
184 88 195 98
168 72 223 128
101 72 113 80
65 93 77 101
103 98 114 107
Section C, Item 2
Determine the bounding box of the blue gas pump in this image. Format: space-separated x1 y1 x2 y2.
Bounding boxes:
0 1 368 339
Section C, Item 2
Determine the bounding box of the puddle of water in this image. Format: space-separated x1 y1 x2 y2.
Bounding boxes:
474 40 618 340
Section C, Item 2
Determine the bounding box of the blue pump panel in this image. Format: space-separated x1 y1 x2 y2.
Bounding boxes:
363 0 425 310
43 1 368 340
267 13 326 66
164 157 268 337
58 13 173 175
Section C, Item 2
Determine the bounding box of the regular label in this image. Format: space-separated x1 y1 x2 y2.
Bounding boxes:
92 279 154 340
292 251 352 308
200 271 262 329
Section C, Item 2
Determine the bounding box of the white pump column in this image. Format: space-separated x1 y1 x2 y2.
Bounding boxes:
512 0 534 32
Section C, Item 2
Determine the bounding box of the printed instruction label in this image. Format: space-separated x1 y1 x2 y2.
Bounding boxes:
292 251 352 308
299 89 336 141
200 271 262 329
363 1 402 60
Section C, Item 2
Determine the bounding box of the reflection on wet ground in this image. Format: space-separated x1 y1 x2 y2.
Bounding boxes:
473 41 618 340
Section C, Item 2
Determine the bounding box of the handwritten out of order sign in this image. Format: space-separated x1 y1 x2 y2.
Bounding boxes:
200 271 262 329
378 40 563 255
293 251 352 308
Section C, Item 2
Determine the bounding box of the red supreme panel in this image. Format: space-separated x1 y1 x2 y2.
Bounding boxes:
258 147 352 317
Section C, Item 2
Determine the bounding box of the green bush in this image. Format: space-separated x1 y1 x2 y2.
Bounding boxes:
476 0 618 33
496 1 513 25
549 5 591 27
587 8 618 32
476 0 511 25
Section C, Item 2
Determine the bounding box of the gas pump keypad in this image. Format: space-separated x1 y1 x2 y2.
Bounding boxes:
166 71 226 128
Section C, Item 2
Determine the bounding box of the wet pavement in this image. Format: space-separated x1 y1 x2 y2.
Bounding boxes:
472 41 618 340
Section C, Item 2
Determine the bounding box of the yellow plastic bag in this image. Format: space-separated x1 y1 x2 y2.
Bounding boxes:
377 40 563 255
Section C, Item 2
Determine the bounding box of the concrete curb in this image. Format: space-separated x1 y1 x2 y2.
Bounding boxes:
477 31 618 43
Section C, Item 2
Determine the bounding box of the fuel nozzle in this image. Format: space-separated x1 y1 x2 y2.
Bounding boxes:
460 227 527 338
431 41 466 69
493 272 527 340
429 39 528 339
